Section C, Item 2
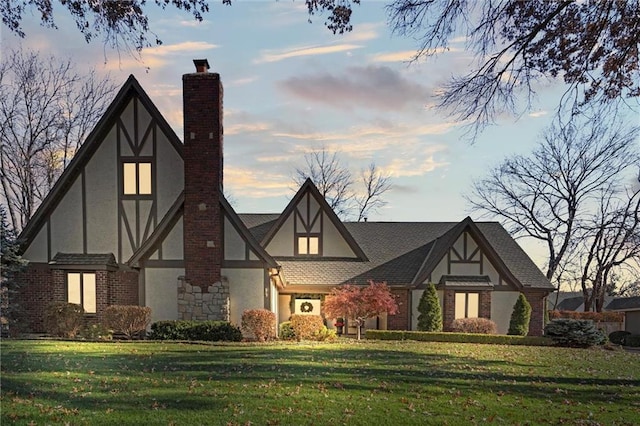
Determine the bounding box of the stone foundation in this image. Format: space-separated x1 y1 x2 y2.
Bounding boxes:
177 276 230 321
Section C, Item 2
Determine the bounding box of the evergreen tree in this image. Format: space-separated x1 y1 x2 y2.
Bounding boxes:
1 206 27 336
417 283 442 332
508 293 532 336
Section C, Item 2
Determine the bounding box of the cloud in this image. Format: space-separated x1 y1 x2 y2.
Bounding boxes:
385 145 450 177
224 167 291 198
102 41 218 71
528 110 548 118
255 43 363 63
371 47 460 63
278 65 433 110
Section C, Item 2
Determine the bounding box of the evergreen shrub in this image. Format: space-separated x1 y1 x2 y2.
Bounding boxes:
279 321 296 340
508 293 532 336
544 319 606 347
417 283 442 332
608 330 631 345
148 320 242 341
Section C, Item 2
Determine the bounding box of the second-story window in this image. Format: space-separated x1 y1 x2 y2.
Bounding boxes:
123 162 152 195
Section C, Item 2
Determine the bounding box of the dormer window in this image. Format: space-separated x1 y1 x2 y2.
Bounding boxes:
123 161 152 195
297 235 320 255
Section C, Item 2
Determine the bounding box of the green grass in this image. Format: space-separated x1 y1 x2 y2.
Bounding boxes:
1 339 639 425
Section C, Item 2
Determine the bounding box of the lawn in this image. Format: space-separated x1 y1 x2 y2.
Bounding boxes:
1 339 639 425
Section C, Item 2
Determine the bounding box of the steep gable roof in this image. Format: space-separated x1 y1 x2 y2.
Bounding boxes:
18 75 183 252
127 192 278 269
260 178 367 260
250 219 553 290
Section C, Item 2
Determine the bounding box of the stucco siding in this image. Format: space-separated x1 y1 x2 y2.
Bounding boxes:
155 131 184 218
450 262 481 275
161 217 183 260
491 291 520 334
22 224 48 262
85 126 118 254
224 216 246 260
144 268 183 323
266 214 295 256
278 294 292 325
322 212 356 257
225 268 265 327
50 176 83 255
431 256 448 282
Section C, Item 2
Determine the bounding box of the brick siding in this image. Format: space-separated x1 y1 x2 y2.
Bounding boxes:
387 289 409 330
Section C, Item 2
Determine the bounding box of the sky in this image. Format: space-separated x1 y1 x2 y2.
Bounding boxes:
0 1 608 266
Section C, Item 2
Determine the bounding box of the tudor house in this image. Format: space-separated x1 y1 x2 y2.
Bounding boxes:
15 59 555 336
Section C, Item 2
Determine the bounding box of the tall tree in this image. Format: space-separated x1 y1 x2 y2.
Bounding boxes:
575 184 640 311
466 112 639 287
309 0 640 137
322 281 398 340
294 148 392 221
0 48 116 232
0 205 28 336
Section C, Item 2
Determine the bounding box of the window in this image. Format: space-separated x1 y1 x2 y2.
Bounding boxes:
67 272 96 313
455 292 479 319
123 162 152 195
297 235 320 255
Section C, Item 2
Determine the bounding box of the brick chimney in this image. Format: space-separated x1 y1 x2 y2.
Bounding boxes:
182 59 223 291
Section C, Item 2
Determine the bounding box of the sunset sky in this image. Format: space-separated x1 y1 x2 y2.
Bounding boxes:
1 1 606 265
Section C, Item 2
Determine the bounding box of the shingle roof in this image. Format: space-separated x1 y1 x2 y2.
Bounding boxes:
606 296 640 311
238 216 553 290
50 253 117 267
557 296 584 311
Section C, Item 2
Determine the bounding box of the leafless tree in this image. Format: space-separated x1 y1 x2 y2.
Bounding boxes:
355 163 392 222
574 185 640 311
0 48 116 232
466 112 639 285
294 148 392 221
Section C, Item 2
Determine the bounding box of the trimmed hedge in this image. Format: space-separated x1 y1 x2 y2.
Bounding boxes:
290 314 324 340
450 317 497 334
365 330 554 346
625 334 640 348
548 310 624 322
149 320 242 342
241 309 276 341
44 302 84 338
102 305 151 339
544 319 606 347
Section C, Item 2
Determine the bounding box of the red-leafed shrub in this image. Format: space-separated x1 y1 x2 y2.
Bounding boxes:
290 314 324 340
450 317 497 334
548 310 624 322
241 309 276 341
44 302 84 338
102 305 152 339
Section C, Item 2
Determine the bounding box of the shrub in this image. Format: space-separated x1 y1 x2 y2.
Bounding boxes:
313 326 338 342
290 314 324 340
508 293 531 336
625 334 640 347
148 320 242 341
80 323 113 340
44 302 84 338
102 305 151 339
365 330 554 346
608 330 631 345
279 321 296 340
241 309 276 341
450 317 497 334
544 319 606 347
417 283 442 332
548 310 624 322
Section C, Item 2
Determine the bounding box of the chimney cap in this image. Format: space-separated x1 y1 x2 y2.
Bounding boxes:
193 59 210 73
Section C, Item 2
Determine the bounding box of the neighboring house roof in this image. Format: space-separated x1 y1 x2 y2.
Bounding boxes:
18 74 183 251
557 296 584 311
49 253 118 271
239 216 554 290
606 296 640 311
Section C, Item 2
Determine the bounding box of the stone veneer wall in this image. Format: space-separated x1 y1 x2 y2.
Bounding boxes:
177 276 230 321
